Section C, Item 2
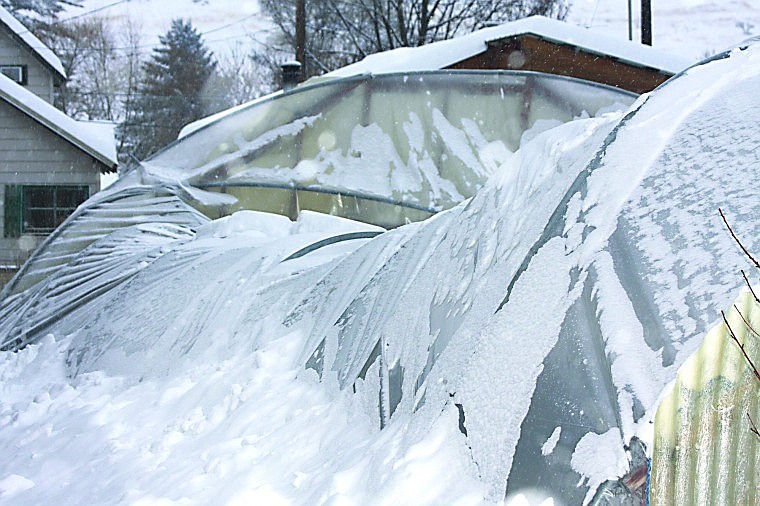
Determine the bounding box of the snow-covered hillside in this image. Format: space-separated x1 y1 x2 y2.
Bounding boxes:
66 0 272 57
569 0 760 61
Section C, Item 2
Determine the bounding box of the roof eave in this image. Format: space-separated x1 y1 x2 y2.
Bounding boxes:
485 32 679 75
0 9 67 81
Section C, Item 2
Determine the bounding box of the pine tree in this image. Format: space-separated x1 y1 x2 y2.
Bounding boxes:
119 19 217 161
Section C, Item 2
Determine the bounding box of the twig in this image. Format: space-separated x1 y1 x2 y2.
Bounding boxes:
742 270 760 304
719 208 760 269
734 304 760 340
747 413 760 439
722 311 760 382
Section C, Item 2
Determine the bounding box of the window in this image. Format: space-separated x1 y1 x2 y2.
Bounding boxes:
0 65 27 85
4 185 89 237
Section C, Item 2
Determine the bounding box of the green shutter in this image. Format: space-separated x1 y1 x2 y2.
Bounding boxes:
4 185 22 238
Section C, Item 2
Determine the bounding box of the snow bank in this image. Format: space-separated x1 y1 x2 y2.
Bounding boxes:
1 42 758 504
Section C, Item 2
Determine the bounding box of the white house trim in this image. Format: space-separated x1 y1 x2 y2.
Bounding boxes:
0 5 66 81
0 73 117 169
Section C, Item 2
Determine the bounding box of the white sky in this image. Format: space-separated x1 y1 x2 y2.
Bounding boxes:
67 0 759 62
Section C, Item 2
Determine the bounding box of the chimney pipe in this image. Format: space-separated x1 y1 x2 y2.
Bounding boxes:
296 0 306 79
281 61 302 92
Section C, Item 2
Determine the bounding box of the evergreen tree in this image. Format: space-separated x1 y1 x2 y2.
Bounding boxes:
119 19 217 161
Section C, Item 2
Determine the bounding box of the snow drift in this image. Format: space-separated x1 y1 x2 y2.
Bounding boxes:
1 41 759 504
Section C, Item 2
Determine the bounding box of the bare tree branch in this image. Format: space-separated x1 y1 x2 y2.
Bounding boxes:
733 304 760 340
260 0 568 78
742 270 760 304
722 311 760 382
719 208 760 270
747 413 760 439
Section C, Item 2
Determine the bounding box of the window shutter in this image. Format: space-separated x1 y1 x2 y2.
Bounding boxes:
4 185 22 238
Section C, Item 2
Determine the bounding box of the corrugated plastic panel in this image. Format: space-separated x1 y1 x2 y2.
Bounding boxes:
651 289 760 504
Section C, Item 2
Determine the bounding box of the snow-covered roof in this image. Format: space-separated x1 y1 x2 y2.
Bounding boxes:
0 5 66 80
325 15 693 78
0 73 117 169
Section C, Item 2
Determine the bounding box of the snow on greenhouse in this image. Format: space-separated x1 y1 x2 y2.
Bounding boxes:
0 40 758 505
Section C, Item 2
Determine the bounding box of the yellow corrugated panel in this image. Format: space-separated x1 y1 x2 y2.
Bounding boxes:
651 289 760 504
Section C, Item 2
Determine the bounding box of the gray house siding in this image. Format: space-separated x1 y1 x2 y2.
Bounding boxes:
0 23 56 103
0 100 102 265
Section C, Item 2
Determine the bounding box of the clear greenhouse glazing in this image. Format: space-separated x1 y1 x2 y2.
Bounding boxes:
143 71 635 227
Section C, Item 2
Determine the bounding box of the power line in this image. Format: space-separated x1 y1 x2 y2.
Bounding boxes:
201 12 261 36
58 0 132 23
64 90 262 99
59 25 276 53
11 4 276 53
590 0 601 27
11 0 133 35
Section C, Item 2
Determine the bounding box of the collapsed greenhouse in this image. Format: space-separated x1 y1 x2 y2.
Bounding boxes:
151 71 634 227
0 39 758 505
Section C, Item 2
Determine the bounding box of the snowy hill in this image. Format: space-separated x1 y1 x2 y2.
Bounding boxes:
568 0 760 61
64 0 273 57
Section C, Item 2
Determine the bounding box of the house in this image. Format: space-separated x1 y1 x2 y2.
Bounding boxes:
0 6 64 103
325 16 693 93
0 6 117 271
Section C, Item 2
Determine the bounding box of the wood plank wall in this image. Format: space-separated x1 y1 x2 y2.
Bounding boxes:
0 100 103 265
448 35 672 94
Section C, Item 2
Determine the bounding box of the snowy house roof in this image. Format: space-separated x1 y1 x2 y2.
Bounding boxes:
0 73 117 170
0 5 66 81
325 15 693 79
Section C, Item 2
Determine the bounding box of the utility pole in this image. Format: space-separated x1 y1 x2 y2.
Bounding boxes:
641 0 652 45
296 0 306 81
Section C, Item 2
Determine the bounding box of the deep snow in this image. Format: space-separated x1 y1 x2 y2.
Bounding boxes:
1 31 759 506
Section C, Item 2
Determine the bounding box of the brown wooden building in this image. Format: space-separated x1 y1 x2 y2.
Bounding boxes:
449 32 670 94
326 16 692 94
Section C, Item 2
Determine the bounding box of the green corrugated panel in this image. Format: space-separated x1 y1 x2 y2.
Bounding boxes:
651 290 760 504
